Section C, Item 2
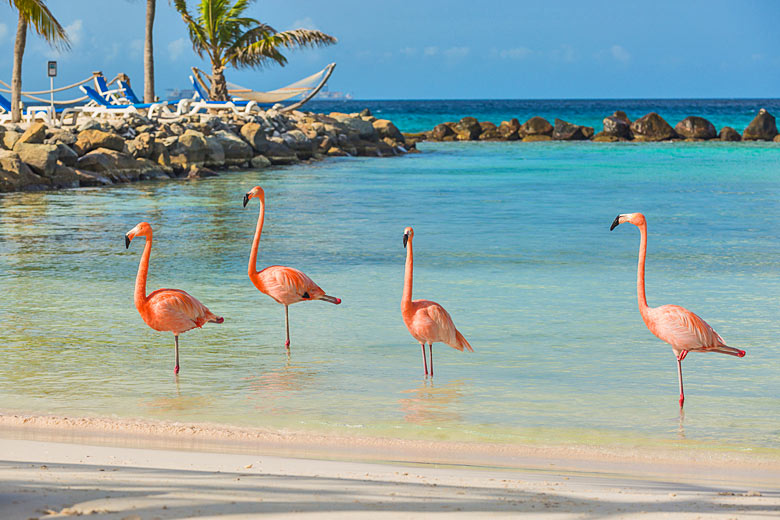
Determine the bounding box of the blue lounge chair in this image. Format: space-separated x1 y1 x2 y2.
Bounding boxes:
79 85 170 119
187 75 258 117
0 91 80 126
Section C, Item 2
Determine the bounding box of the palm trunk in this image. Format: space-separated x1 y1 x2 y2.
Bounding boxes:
143 0 156 103
210 65 229 101
11 14 28 124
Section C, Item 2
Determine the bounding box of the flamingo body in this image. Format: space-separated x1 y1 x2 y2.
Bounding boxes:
611 212 745 407
125 222 223 374
401 227 472 377
243 186 341 351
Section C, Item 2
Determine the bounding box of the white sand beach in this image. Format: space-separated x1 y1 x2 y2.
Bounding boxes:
1 413 779 519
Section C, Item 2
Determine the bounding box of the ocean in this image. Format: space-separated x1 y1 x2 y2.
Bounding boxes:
0 100 778 452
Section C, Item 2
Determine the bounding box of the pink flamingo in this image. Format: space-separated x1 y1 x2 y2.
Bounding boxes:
610 213 745 407
125 222 223 375
243 186 341 350
402 227 473 377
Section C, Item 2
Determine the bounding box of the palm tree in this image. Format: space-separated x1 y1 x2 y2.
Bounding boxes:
173 0 336 101
144 0 156 102
7 0 69 123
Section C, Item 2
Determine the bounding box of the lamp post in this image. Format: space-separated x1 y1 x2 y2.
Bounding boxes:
47 61 57 114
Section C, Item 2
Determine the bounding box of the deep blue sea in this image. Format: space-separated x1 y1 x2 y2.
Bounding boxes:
0 100 778 453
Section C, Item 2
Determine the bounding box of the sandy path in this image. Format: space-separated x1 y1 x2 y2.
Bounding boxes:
1 438 779 519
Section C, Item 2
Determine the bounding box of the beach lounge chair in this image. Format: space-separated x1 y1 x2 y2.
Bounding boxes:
0 92 13 123
186 75 258 118
79 85 170 119
0 91 80 126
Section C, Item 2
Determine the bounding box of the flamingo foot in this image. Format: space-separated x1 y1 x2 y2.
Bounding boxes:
174 365 180 375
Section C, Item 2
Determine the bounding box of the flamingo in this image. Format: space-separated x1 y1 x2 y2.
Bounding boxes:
125 222 223 375
243 186 341 351
401 227 473 377
610 213 745 407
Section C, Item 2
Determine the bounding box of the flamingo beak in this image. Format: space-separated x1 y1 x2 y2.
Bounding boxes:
243 193 250 208
403 233 409 248
125 234 131 248
610 215 622 231
320 295 341 304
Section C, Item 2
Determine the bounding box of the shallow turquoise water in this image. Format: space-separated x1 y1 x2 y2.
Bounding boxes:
1 141 778 450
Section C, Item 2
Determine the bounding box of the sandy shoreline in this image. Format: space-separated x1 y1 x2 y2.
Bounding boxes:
1 412 779 518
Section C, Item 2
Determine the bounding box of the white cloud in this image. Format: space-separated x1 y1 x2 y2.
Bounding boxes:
168 37 189 61
290 17 318 31
611 45 631 63
66 19 83 47
0 23 7 41
399 47 416 56
444 46 470 59
424 46 439 56
550 45 576 63
499 47 532 60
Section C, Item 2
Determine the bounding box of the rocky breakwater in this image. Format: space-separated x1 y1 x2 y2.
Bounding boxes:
407 109 779 145
0 108 411 193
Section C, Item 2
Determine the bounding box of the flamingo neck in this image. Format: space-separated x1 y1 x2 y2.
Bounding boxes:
134 232 152 311
248 196 265 281
402 240 413 310
636 221 650 317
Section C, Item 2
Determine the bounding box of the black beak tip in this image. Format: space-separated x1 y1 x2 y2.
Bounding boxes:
125 235 131 249
610 215 621 231
403 234 408 248
242 194 249 208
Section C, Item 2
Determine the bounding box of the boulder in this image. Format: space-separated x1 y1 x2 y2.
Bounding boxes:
372 119 404 142
674 116 717 140
592 132 623 142
281 129 314 155
719 127 741 142
521 116 553 136
602 111 632 138
630 113 677 141
128 133 156 159
2 130 22 150
522 134 552 142
50 163 80 188
497 119 521 140
454 117 482 140
742 109 778 140
478 122 502 140
45 129 77 146
75 169 113 187
187 165 219 179
55 144 78 167
264 138 298 164
240 122 272 154
167 130 208 169
13 143 59 177
17 122 47 145
401 132 426 147
553 119 593 140
250 155 272 169
429 123 455 141
329 114 377 140
0 150 48 192
73 129 125 156
203 136 226 167
775 134 780 143
77 147 161 183
213 129 252 165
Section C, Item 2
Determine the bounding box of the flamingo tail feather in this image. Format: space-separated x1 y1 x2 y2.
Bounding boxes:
455 330 473 352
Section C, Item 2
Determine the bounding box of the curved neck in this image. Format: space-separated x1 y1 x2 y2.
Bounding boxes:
636 222 649 315
134 233 152 310
249 196 265 278
402 240 413 308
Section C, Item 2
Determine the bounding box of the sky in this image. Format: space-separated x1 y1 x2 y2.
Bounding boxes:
0 0 777 100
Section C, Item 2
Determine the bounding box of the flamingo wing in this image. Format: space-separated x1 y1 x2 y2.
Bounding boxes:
651 304 725 352
413 300 467 350
146 288 219 333
257 265 320 304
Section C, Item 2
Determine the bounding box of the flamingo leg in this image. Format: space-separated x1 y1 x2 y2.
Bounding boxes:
429 343 434 378
676 350 688 408
420 343 428 376
284 305 290 350
174 334 180 375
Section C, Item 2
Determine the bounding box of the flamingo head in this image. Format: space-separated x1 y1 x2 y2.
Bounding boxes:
403 226 414 248
125 222 152 248
610 212 646 231
243 186 265 207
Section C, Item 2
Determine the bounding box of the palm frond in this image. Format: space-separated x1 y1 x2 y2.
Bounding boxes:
10 0 70 49
173 0 210 59
271 29 338 49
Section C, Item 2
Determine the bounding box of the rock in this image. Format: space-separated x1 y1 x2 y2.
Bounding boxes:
45 129 77 146
50 163 79 188
213 129 252 165
359 108 372 117
602 112 632 138
250 155 272 169
429 123 455 141
55 144 78 167
742 109 778 140
592 132 623 142
203 136 225 167
264 139 298 164
775 134 780 143
77 119 106 133
553 119 593 140
17 122 47 145
282 129 314 154
497 119 521 140
454 117 482 140
150 141 172 171
478 122 502 140
128 133 155 159
187 165 219 179
2 130 22 150
521 116 553 137
401 132 426 147
0 150 48 192
13 143 59 177
522 134 552 142
326 146 348 157
675 116 717 140
372 119 404 142
240 122 271 154
630 113 677 141
718 126 741 142
73 129 126 156
77 147 160 183
329 113 377 140
167 130 208 169
75 169 113 187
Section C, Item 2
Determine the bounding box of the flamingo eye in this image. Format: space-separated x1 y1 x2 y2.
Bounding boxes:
302 292 310 299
